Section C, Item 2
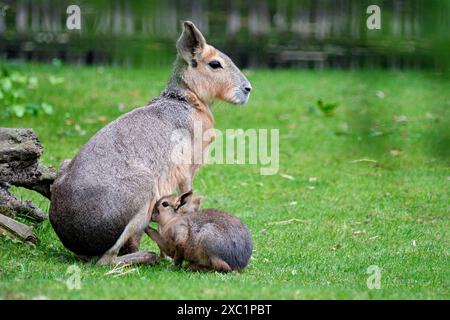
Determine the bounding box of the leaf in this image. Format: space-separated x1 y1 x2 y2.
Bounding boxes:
11 104 26 118
11 89 24 100
349 158 378 164
11 72 27 84
1 78 12 92
41 102 54 115
280 173 295 180
1 66 10 77
268 218 307 225
52 58 62 67
48 76 65 85
28 76 38 89
376 90 385 98
390 149 402 157
316 99 339 116
25 103 40 115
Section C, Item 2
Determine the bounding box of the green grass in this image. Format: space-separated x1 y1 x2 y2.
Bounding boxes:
0 62 449 299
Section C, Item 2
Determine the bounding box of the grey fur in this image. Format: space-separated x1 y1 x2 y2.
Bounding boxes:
50 97 192 256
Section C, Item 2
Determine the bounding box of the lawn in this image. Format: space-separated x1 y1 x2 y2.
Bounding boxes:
0 62 449 299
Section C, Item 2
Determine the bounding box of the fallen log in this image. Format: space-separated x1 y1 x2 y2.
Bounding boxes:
0 128 56 225
0 213 39 244
0 128 56 199
0 183 48 222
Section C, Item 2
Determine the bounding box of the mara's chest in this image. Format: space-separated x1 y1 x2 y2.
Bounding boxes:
191 104 216 156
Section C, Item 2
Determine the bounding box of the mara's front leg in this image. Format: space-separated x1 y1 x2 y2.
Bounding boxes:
97 200 159 266
119 234 142 255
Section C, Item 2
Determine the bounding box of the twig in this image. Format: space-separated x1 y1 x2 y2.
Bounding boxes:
349 158 378 164
104 263 139 277
268 218 308 225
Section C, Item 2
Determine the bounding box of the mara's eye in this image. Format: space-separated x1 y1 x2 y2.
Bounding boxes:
161 201 169 208
208 60 222 69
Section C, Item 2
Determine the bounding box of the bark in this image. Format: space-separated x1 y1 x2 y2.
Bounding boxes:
0 183 48 222
0 128 56 199
0 128 56 224
0 213 39 244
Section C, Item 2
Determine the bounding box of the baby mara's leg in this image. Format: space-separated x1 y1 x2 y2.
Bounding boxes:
145 227 170 257
173 244 185 267
210 257 232 272
188 263 210 272
145 226 187 268
188 258 231 273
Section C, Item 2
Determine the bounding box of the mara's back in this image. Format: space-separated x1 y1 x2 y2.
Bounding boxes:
50 96 193 256
186 210 253 270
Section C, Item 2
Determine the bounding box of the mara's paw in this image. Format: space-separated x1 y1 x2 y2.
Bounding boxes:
96 254 117 266
116 251 160 266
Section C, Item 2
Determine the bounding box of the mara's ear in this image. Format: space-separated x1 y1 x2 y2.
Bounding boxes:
178 190 194 208
176 21 206 63
177 193 204 214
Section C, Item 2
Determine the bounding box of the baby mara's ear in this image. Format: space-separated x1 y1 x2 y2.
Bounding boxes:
192 195 205 209
176 191 205 214
177 190 193 209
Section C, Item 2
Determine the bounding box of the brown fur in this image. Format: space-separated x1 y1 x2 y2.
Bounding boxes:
146 191 252 272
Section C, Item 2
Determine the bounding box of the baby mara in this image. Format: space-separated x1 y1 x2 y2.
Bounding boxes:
146 191 252 272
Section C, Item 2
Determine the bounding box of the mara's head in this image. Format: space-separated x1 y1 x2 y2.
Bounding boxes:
151 195 179 224
175 21 252 105
151 191 205 223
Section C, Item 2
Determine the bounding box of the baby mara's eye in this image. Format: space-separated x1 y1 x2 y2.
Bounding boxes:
208 60 222 69
161 201 169 208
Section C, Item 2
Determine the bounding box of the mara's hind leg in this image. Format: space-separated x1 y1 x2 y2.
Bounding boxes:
114 251 159 266
97 201 159 266
119 234 142 255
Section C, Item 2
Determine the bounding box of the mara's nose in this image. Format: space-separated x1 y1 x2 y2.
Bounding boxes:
244 86 252 93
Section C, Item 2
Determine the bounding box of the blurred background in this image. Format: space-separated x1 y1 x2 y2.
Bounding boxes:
0 0 449 71
0 0 448 162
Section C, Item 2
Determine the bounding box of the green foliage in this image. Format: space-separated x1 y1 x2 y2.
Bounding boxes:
0 66 54 118
316 99 339 116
